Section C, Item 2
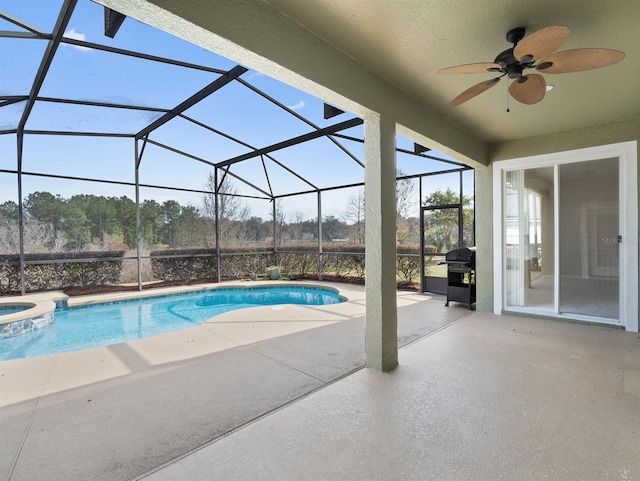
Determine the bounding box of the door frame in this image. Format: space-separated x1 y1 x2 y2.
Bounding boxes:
492 141 638 332
420 204 462 294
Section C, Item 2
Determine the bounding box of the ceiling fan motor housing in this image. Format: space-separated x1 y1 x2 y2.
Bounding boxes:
505 26 526 44
493 48 530 79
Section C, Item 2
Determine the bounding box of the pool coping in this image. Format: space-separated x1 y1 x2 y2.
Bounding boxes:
64 281 341 308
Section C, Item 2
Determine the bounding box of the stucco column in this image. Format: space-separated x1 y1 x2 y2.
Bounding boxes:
364 113 398 371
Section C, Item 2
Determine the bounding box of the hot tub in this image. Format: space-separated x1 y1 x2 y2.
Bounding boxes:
0 297 60 339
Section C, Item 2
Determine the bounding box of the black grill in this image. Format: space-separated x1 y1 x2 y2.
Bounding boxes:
441 247 476 309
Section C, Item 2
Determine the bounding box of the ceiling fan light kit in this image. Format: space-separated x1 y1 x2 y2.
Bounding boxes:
438 25 625 108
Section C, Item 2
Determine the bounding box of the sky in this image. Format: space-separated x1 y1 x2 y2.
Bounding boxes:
0 0 473 221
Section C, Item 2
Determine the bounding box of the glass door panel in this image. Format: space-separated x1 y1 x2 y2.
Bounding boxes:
558 159 619 319
504 167 554 311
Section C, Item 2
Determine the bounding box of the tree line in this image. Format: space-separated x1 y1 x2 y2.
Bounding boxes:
0 191 324 253
0 193 415 255
0 172 472 255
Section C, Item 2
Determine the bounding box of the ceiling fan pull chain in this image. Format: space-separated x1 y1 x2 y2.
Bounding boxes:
506 79 510 112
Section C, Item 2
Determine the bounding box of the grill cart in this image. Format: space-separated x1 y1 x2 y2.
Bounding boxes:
440 247 476 310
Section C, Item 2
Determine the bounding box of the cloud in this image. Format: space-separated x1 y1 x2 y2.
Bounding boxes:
246 71 264 81
288 100 305 111
62 28 90 52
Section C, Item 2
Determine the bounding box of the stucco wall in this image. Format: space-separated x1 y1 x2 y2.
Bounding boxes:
489 117 640 162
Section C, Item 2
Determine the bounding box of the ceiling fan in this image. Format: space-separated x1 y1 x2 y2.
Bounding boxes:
438 26 625 107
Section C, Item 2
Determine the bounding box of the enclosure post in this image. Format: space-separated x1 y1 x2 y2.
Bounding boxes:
364 112 398 372
214 169 221 283
458 170 464 247
272 198 277 266
472 169 476 246
16 132 26 296
317 190 323 280
134 139 142 290
419 174 424 293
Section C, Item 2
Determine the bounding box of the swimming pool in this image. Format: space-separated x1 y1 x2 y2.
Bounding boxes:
0 285 343 361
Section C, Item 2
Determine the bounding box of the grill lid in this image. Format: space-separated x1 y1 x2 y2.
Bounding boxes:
444 247 476 263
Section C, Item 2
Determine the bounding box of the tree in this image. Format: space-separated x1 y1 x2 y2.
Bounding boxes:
272 200 286 247
341 169 416 244
111 196 136 248
139 199 164 246
174 204 208 247
395 171 416 243
202 171 250 247
321 215 348 242
287 211 306 246
0 200 19 221
21 220 66 253
342 189 365 244
161 200 182 248
22 192 68 251
400 216 420 245
23 191 65 233
395 171 415 219
61 203 91 250
0 201 20 254
423 188 473 252
81 195 117 245
299 219 318 240
243 216 269 243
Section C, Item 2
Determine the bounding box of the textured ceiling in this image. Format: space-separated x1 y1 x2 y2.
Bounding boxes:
263 0 640 143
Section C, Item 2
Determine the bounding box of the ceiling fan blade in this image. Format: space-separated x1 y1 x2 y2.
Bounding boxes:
513 25 570 63
509 74 546 105
536 48 625 73
438 62 501 74
448 78 500 107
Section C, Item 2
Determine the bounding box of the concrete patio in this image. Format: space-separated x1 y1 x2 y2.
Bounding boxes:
1 282 639 480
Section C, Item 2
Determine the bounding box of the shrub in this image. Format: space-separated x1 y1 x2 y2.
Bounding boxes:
220 252 275 279
0 251 125 294
149 247 276 282
149 248 217 282
396 244 421 283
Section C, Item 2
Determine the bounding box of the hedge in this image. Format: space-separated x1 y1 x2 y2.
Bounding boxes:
149 248 216 283
0 245 438 294
149 247 276 282
0 251 125 294
149 244 435 283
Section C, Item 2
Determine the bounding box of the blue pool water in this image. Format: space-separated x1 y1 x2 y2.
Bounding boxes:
0 306 30 315
0 286 342 361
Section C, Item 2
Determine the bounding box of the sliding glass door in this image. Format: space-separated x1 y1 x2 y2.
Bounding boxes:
503 158 621 322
